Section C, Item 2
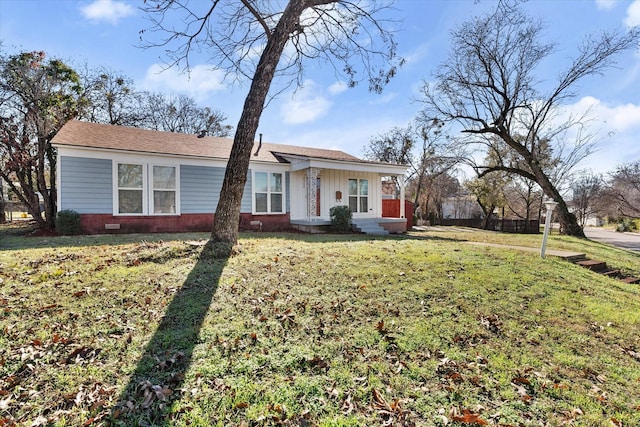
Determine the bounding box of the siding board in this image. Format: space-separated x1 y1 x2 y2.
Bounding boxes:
60 156 112 213
180 165 252 213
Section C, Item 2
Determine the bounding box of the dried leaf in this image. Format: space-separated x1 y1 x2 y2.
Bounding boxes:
451 409 488 425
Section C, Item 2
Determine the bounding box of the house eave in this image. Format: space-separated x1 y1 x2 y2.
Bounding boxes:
275 153 407 175
53 144 290 168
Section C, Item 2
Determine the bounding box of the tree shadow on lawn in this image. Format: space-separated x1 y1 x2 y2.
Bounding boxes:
108 241 231 426
0 226 464 251
240 229 465 244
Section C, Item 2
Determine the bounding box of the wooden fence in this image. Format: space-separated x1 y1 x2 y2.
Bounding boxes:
438 218 540 234
382 200 414 229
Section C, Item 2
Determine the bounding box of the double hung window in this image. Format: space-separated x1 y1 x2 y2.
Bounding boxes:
116 162 178 215
254 171 284 214
348 178 368 213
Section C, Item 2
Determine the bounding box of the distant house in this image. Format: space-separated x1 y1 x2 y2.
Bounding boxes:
52 121 408 234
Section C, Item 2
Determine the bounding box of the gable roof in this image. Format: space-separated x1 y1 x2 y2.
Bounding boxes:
52 120 366 164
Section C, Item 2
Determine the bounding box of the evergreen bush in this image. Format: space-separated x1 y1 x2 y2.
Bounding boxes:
329 205 352 233
55 209 82 235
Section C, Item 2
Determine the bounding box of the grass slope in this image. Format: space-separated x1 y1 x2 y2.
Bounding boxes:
0 226 639 426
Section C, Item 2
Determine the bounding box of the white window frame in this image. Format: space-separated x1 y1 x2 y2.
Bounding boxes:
348 178 369 214
252 170 286 215
113 162 180 216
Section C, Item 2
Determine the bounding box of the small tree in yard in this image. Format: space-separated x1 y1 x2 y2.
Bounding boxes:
418 0 640 237
141 0 401 245
0 51 83 230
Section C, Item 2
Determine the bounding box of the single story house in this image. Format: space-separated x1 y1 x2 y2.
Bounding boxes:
52 120 408 234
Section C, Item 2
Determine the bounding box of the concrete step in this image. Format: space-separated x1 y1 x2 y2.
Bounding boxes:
352 220 389 235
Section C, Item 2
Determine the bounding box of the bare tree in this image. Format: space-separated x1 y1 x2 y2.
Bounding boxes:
80 69 145 126
364 119 460 216
141 0 401 244
570 171 604 227
81 70 233 136
605 160 640 218
418 0 640 237
140 92 233 137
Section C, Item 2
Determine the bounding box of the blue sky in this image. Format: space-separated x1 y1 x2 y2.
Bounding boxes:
1 0 639 177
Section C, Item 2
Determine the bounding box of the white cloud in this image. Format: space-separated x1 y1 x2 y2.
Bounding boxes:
558 96 640 172
595 0 618 10
80 0 134 25
141 64 226 102
280 80 332 125
569 96 640 131
625 0 640 26
328 81 348 96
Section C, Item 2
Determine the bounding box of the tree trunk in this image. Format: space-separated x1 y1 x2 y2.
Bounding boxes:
212 0 308 244
0 183 6 223
499 131 585 237
530 166 585 237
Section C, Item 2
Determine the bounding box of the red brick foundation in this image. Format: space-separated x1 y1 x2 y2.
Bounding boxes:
79 213 291 234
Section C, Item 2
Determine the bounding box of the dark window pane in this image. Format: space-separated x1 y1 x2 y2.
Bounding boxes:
360 197 368 213
154 190 176 214
255 193 268 212
349 196 358 212
119 189 143 214
271 193 283 212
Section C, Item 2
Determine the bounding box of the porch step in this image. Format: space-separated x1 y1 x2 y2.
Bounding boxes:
352 219 389 235
569 256 639 285
575 259 608 272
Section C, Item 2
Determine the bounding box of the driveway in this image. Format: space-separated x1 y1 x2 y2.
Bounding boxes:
583 227 640 252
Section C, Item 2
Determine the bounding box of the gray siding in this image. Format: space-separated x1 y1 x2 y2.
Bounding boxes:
180 165 252 213
60 156 112 213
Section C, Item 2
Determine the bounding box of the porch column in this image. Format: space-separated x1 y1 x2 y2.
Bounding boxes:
399 176 405 218
306 167 321 218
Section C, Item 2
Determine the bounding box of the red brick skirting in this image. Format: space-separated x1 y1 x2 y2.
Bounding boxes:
79 213 291 234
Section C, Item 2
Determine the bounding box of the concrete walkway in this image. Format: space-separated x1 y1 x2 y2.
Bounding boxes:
465 241 585 260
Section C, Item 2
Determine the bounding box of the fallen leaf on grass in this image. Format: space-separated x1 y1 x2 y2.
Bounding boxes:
138 381 173 409
450 408 488 425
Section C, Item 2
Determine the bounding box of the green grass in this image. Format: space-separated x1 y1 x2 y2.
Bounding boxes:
1 224 639 426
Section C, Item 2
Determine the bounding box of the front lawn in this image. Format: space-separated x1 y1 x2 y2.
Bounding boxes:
1 226 639 426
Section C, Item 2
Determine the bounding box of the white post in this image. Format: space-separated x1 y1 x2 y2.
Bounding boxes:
399 176 405 219
540 200 558 258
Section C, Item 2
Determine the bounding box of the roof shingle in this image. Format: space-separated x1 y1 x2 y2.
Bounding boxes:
52 120 364 164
